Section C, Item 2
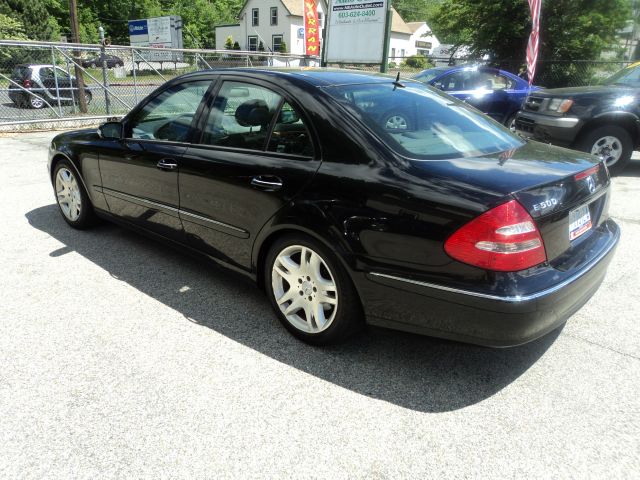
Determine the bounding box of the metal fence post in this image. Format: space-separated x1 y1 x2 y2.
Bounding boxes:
50 46 63 116
131 47 138 104
65 56 77 114
99 26 111 115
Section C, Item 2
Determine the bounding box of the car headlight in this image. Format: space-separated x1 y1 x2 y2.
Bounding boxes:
547 98 574 113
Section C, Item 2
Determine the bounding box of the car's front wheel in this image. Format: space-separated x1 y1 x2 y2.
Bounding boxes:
265 234 363 345
576 125 633 174
53 160 97 229
29 95 45 109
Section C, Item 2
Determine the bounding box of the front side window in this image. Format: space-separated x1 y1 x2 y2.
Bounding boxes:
270 7 278 26
202 81 282 151
127 81 210 142
325 82 523 160
252 8 259 26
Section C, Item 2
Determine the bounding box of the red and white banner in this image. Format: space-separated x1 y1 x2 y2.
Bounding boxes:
526 0 541 85
304 0 320 56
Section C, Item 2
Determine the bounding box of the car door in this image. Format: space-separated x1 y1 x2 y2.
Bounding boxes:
178 78 321 270
98 79 213 241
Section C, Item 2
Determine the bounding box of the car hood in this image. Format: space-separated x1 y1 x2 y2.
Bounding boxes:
52 128 100 146
408 140 600 197
534 84 638 98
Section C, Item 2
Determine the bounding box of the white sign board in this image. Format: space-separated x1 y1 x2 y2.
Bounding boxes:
128 16 182 62
324 0 388 63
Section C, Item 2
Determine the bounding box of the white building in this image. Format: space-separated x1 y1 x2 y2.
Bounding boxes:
214 1 439 61
215 0 327 54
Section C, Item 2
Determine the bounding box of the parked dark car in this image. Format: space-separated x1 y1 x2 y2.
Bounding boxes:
81 54 124 69
414 65 540 129
8 64 92 109
515 62 640 174
48 69 619 347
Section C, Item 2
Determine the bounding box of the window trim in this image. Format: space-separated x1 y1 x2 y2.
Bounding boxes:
247 35 258 52
194 76 319 160
270 6 278 26
252 8 259 27
272 34 283 53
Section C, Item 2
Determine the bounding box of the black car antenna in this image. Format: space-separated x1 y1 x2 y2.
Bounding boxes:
392 71 405 90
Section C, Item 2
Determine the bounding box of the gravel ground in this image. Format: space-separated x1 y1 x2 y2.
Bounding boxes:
0 131 639 479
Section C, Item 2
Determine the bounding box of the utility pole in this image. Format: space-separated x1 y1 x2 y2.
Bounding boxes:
69 0 88 113
99 26 111 114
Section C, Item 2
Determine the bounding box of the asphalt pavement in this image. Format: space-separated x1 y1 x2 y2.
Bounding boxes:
0 131 638 478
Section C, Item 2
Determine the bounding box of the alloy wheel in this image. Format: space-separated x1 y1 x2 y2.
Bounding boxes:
271 245 338 334
385 115 408 130
55 167 82 221
591 135 622 166
30 97 44 109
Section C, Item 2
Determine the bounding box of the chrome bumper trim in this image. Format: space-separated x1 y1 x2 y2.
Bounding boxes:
369 225 619 303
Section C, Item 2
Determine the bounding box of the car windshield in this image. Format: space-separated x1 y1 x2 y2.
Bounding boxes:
324 81 523 160
603 63 640 87
413 69 446 83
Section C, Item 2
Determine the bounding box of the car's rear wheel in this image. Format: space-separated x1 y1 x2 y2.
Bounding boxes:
90 62 97 69
53 160 97 229
29 96 45 109
265 234 363 345
576 125 633 175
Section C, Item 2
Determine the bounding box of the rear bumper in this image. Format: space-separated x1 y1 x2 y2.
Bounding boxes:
515 111 584 147
357 219 619 347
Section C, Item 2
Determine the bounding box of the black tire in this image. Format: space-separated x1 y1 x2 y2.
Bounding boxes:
84 91 92 106
90 62 97 69
575 125 633 175
264 233 364 345
52 159 98 229
505 113 517 132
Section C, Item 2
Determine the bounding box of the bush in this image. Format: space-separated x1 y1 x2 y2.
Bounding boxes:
401 55 432 70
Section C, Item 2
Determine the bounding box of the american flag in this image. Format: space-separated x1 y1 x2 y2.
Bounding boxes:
526 0 541 85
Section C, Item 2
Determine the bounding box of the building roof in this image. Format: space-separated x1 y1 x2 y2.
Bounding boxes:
406 21 426 34
391 7 412 35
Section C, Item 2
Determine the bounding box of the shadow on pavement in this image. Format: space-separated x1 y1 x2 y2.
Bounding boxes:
26 204 560 412
619 159 640 178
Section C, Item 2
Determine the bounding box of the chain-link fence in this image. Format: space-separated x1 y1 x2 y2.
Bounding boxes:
1 40 635 129
0 40 317 128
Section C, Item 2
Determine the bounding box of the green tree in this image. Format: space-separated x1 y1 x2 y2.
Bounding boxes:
0 0 61 41
430 0 629 62
279 39 287 53
225 35 234 50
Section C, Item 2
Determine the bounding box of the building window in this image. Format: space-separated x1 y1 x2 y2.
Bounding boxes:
391 48 396 59
248 36 258 51
415 41 432 49
400 49 405 58
270 7 278 26
252 8 259 27
273 35 283 53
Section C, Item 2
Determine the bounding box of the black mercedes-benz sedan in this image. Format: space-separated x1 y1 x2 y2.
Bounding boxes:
48 68 620 347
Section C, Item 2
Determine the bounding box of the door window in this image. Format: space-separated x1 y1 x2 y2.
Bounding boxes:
202 81 282 150
268 102 314 157
126 81 210 142
435 70 516 91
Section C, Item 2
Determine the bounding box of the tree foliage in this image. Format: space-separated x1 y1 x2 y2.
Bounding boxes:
429 0 630 62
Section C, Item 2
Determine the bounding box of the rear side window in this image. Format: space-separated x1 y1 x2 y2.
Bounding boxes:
11 66 31 79
325 81 522 160
268 102 314 157
126 80 211 142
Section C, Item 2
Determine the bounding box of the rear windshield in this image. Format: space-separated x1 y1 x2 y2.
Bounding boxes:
324 81 523 160
604 63 640 87
413 69 445 83
11 66 31 79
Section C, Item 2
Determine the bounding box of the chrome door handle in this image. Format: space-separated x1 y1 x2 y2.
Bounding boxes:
157 159 178 171
251 176 283 191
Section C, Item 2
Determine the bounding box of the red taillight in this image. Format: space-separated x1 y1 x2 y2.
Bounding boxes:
444 200 547 272
574 164 600 181
22 79 31 88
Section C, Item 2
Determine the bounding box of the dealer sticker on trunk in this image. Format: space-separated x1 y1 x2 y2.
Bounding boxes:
569 204 592 241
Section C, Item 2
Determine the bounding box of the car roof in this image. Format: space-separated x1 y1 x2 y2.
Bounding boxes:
180 68 404 87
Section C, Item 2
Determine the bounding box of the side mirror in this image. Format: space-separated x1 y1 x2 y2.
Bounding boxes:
98 121 123 140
